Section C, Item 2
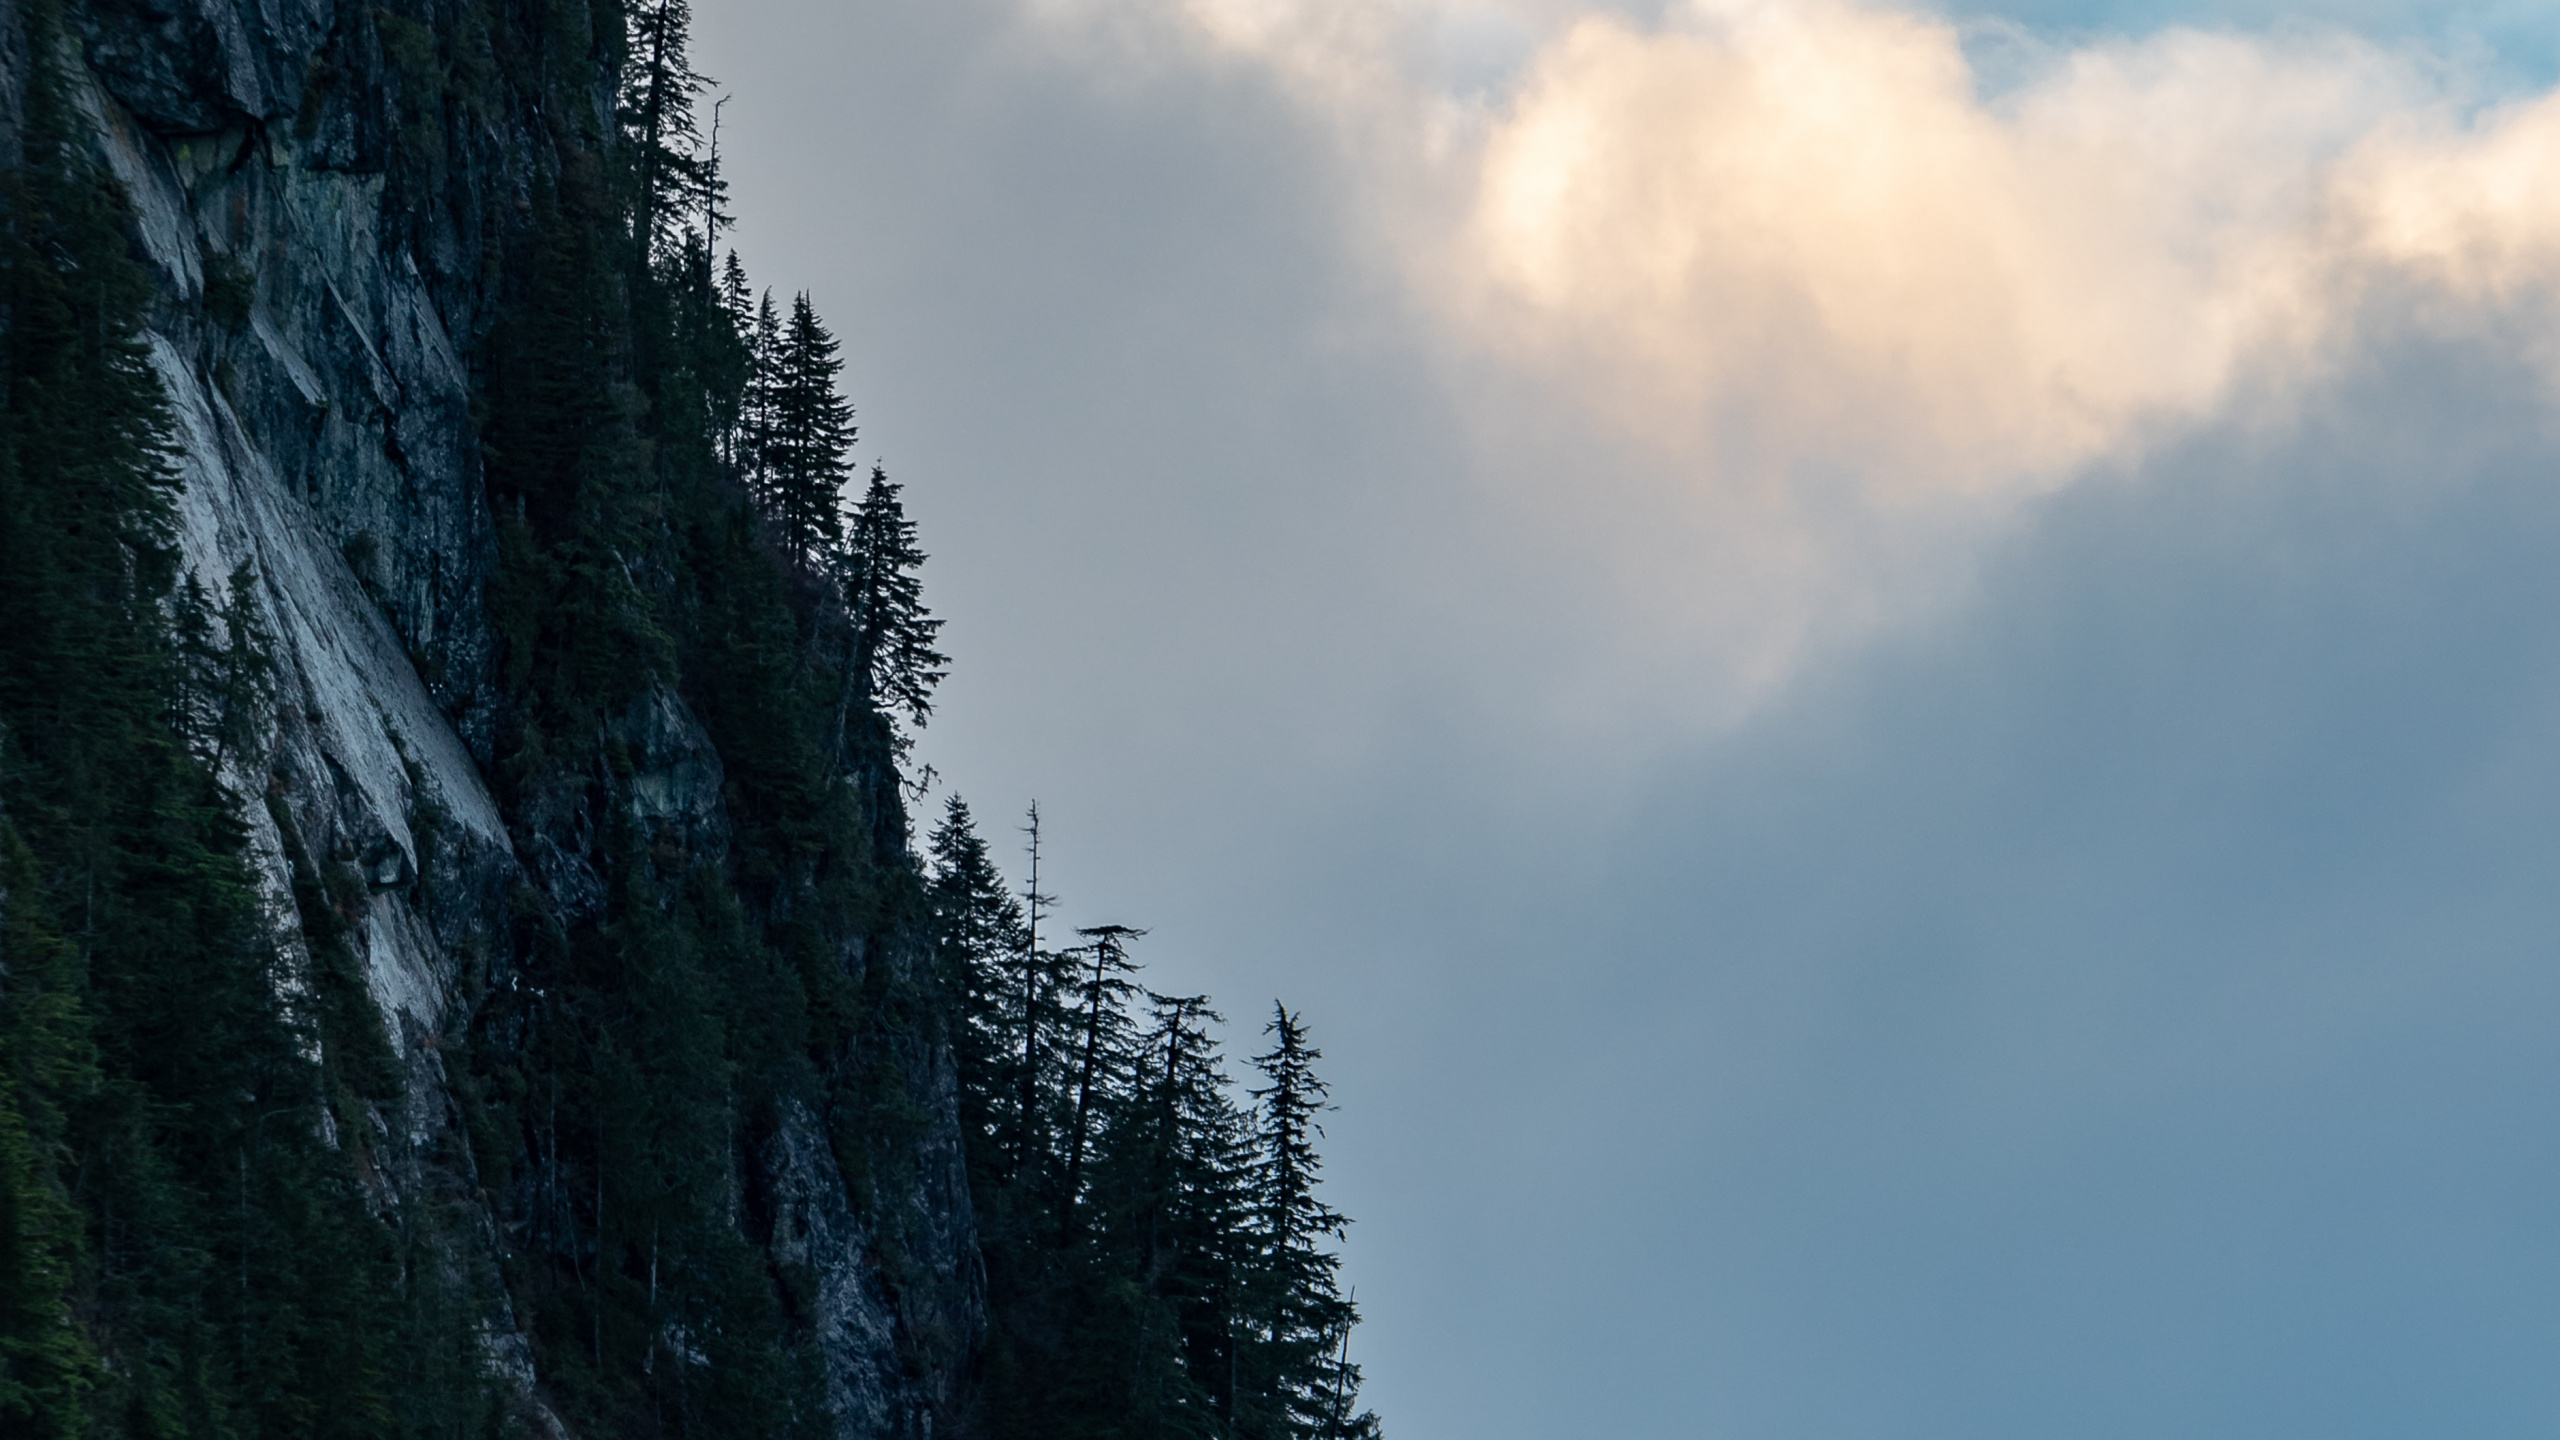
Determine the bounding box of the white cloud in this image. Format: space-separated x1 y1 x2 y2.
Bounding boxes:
1455 8 2383 487
1019 0 2560 728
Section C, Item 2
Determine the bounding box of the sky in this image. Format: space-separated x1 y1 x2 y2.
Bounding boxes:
693 2 2560 1435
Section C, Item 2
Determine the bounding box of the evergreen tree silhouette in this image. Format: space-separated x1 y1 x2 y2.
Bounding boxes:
1012 803 1074 1187
1249 1006 1380 1439
1060 925 1146 1237
619 0 713 263
739 287 784 506
931 795 1031 1178
762 291 852 566
713 253 756 472
1118 990 1258 1433
835 465 948 764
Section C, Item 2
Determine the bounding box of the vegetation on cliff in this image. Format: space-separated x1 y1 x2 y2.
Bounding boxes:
0 4 459 1433
0 0 1379 1434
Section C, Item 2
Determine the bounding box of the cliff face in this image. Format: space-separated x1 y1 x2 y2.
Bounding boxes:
9 0 981 1432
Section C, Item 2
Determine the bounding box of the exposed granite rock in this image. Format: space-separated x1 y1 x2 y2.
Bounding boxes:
608 685 730 862
767 1096 909 1440
75 0 330 131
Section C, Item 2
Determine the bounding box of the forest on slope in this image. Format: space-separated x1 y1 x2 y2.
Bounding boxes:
0 0 1380 1434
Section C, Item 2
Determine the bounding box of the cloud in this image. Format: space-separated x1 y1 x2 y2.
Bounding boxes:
1453 4 2396 489
1021 0 2560 721
1478 299 2560 1440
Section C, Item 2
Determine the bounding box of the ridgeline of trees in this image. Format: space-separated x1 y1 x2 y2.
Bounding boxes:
0 0 1380 1435
932 802 1380 1440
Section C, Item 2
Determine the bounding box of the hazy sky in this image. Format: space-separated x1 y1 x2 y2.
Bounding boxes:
695 3 2560 1435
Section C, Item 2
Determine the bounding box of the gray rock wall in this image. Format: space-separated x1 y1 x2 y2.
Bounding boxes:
20 0 981 1431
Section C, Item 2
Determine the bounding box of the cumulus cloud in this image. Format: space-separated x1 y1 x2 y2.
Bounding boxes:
1454 6 2385 488
1011 0 2560 723
1452 4 2560 483
1117 1 2560 470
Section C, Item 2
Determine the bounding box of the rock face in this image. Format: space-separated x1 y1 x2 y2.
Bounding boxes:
21 0 982 1432
77 0 330 132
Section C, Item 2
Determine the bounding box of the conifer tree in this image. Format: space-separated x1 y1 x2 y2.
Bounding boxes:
662 229 749 483
836 465 948 764
713 253 757 471
763 292 855 566
930 796 1031 1174
918 814 1385 1439
1010 803 1076 1187
738 288 783 504
1249 1006 1379 1439
1060 925 1146 1235
170 561 278 773
719 253 755 346
1119 991 1257 1431
619 0 713 263
0 823 103 1440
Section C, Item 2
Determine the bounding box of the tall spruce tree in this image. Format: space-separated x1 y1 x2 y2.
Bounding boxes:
1060 926 1147 1237
738 287 784 505
836 465 948 765
619 0 713 264
1118 991 1257 1434
1249 1006 1379 1440
1010 804 1075 1188
763 292 855 566
714 253 757 472
930 796 1030 1180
